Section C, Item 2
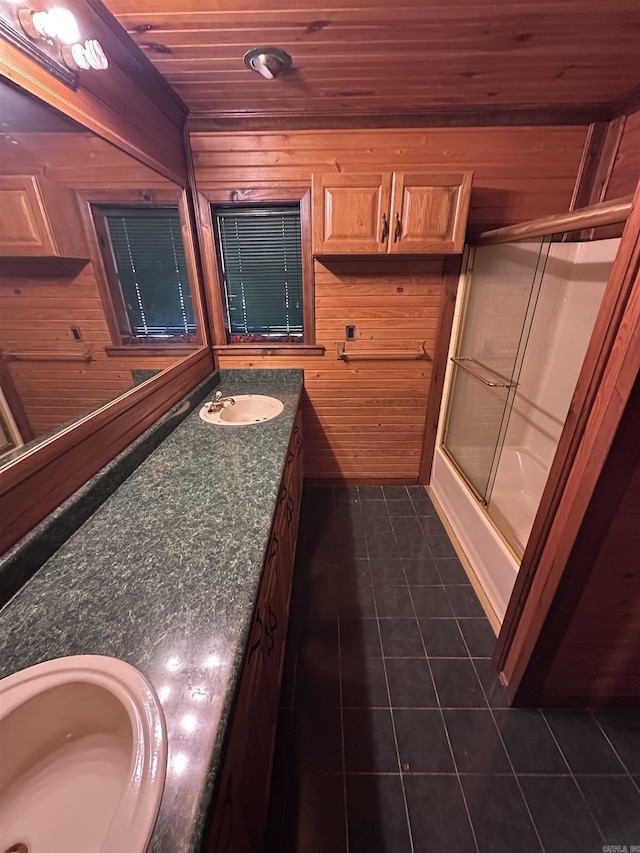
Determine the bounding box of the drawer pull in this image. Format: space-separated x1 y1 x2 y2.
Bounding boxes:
381 212 389 243
394 212 401 242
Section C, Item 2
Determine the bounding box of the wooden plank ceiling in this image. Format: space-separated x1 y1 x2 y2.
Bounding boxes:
103 0 640 124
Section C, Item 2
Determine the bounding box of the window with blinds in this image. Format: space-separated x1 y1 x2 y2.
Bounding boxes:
100 206 195 340
215 205 304 341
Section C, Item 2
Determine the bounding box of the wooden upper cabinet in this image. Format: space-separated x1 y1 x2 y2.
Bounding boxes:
0 175 89 260
312 171 472 255
312 172 392 254
389 172 473 254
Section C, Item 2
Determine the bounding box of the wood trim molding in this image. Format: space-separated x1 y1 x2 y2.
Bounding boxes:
570 118 626 216
187 102 611 133
0 354 34 442
475 195 633 246
105 345 199 358
212 344 325 357
584 117 627 206
195 191 228 346
494 181 640 699
82 0 188 127
182 125 214 354
569 122 611 212
0 347 214 553
0 40 187 185
300 189 315 344
611 83 640 118
418 255 462 484
78 189 206 349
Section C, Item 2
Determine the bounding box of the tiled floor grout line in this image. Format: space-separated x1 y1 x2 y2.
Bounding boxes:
589 707 640 791
370 489 417 853
536 709 607 844
336 610 350 853
404 582 482 853
460 636 547 853
588 709 640 821
333 489 349 853
388 492 482 853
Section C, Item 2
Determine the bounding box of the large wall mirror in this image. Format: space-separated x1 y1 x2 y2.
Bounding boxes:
0 77 207 467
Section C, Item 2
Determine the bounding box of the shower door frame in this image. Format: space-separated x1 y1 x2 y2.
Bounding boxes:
469 190 638 703
441 234 552 523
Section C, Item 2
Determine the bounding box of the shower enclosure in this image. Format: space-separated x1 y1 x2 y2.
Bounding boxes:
431 202 627 623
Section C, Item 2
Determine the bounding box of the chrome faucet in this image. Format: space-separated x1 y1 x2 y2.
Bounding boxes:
207 390 236 413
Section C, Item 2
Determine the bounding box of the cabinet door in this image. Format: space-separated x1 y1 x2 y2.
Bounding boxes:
204 735 254 853
312 172 392 253
0 176 56 256
388 172 472 254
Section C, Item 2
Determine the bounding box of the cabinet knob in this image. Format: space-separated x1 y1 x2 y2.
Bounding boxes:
380 212 389 243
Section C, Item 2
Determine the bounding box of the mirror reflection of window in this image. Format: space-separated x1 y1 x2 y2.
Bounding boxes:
94 206 196 344
0 77 200 467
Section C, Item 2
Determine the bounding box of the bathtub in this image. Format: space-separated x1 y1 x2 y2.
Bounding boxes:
488 446 550 554
430 447 520 624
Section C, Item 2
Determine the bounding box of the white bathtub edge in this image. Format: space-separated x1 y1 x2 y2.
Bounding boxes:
431 449 519 624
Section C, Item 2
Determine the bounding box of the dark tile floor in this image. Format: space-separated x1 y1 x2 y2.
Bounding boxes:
264 485 640 853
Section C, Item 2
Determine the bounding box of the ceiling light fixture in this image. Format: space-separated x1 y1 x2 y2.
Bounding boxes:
243 47 291 80
62 38 109 70
17 5 108 72
19 6 79 44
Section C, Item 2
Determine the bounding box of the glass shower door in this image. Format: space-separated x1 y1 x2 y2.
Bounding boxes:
443 237 550 504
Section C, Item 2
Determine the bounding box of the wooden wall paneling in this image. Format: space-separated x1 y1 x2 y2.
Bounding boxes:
190 127 589 238
496 182 640 703
0 133 205 440
215 256 443 482
192 125 587 482
0 347 213 552
419 254 462 483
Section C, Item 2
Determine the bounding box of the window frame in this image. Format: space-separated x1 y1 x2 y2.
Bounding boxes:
79 188 206 357
197 187 321 354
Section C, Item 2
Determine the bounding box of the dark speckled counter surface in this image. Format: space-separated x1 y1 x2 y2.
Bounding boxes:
0 368 304 853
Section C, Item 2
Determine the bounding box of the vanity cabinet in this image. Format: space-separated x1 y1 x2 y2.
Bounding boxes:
312 170 472 255
0 175 89 259
205 407 304 853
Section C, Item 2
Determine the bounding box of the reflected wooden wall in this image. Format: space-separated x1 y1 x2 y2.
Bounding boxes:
0 133 186 439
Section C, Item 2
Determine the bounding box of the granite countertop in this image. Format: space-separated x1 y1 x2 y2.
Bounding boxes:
0 368 304 852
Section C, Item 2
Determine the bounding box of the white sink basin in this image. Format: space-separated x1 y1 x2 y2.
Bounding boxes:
199 394 284 426
0 655 167 853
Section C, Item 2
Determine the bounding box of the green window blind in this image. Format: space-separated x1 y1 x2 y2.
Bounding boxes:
101 206 195 338
215 205 303 339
